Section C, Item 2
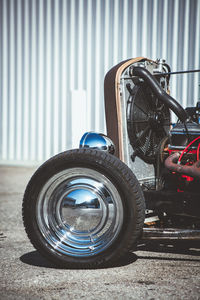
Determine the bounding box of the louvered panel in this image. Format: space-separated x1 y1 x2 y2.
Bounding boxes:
0 0 199 164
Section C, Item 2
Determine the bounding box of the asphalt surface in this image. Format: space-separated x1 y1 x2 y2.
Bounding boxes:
0 165 200 300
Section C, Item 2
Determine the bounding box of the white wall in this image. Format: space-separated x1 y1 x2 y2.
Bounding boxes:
0 0 199 164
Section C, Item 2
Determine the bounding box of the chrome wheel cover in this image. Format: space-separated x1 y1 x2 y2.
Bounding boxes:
36 168 124 257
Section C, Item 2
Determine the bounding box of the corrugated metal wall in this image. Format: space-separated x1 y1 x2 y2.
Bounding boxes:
0 0 200 164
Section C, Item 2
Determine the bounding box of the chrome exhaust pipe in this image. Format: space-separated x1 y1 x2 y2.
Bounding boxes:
142 228 200 241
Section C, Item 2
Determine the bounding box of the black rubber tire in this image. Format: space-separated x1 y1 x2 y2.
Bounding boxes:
22 149 145 268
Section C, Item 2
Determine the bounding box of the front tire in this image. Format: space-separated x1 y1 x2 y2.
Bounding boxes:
22 149 145 268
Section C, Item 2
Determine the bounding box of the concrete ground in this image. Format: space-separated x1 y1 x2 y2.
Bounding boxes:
0 165 200 300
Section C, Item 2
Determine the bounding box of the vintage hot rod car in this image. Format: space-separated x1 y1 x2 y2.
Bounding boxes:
23 57 200 268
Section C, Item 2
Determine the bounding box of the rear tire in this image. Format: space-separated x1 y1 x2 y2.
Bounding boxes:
22 149 145 268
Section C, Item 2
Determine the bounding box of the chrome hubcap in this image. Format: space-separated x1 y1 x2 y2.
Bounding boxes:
36 168 123 257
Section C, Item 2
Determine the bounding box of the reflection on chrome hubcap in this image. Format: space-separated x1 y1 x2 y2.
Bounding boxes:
36 168 123 257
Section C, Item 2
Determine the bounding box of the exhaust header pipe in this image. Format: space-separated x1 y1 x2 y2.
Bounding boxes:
165 152 200 179
142 227 200 241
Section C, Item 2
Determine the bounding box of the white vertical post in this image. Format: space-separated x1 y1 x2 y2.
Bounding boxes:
71 90 87 149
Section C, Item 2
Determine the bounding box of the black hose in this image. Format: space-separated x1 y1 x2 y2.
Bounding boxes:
131 67 188 122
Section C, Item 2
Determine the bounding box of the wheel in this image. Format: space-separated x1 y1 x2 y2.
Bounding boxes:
22 149 145 268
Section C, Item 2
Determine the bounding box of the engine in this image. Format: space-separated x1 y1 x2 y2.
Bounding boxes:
145 109 200 229
162 115 200 193
124 62 200 229
103 57 200 240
